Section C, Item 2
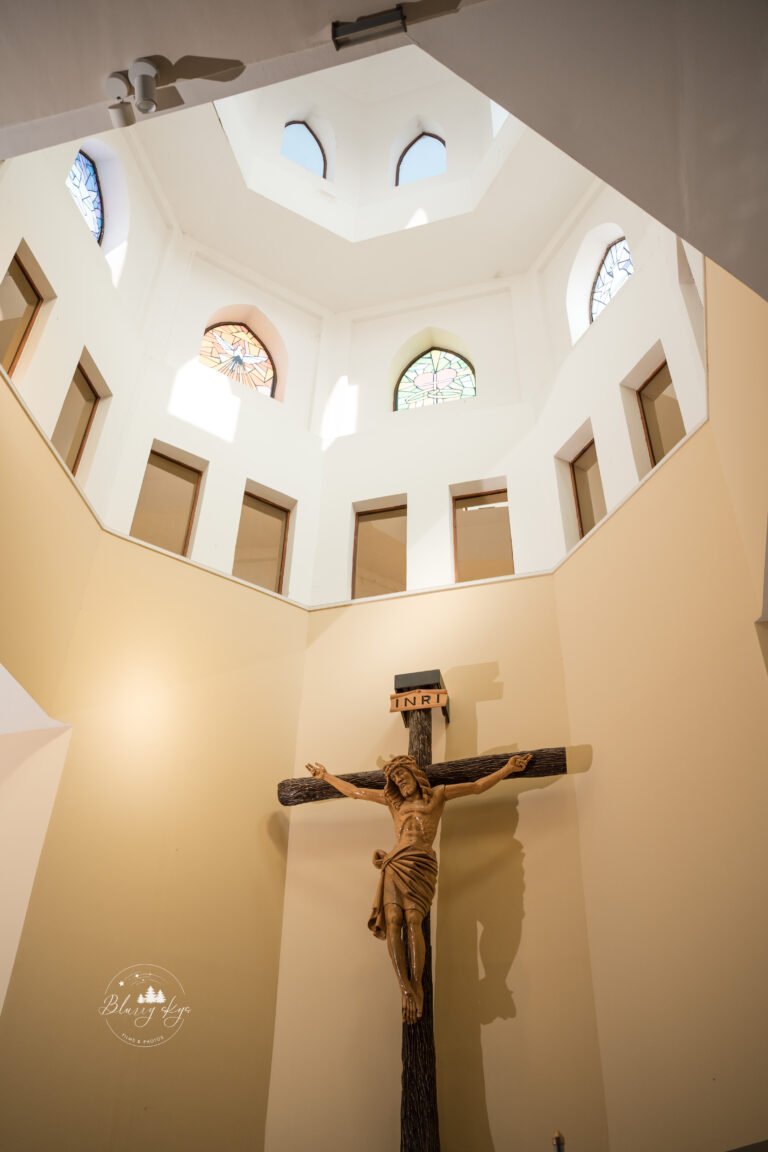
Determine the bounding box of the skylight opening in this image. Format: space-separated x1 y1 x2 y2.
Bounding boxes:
396 133 447 187
281 121 327 179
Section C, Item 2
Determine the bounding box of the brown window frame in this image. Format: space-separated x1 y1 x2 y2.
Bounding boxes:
452 488 514 583
4 255 43 376
351 504 407 600
66 364 100 476
283 120 328 179
134 449 203 558
570 440 597 540
235 491 291 595
636 360 677 468
395 132 446 187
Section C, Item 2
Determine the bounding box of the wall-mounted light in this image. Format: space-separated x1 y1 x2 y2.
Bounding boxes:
332 5 406 49
128 58 159 115
105 72 135 128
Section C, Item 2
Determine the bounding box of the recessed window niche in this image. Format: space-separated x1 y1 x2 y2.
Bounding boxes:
0 253 43 375
571 441 606 539
638 362 686 466
453 489 514 583
51 364 100 475
130 449 204 558
233 490 291 594
353 504 407 599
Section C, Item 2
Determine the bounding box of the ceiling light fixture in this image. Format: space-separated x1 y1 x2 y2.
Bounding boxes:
105 72 136 128
128 58 159 114
332 5 406 49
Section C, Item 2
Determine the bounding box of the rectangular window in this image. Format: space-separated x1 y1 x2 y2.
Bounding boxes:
130 451 202 557
0 256 42 374
353 506 407 599
453 490 514 583
638 362 686 465
571 441 606 538
51 365 99 474
232 493 289 593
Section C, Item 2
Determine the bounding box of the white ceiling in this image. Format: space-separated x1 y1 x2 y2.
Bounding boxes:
133 58 597 313
1 0 765 300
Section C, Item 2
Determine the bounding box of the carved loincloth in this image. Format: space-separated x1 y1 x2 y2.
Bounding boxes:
367 843 438 940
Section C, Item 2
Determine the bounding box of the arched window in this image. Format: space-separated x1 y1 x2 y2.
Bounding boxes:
65 151 104 244
396 133 446 187
281 121 327 178
394 348 475 410
198 323 277 396
590 237 634 322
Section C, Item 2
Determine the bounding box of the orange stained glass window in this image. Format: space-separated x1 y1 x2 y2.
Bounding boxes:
198 323 276 396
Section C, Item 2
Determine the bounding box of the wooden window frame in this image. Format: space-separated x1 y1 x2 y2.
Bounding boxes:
5 255 43 376
237 491 291 595
570 440 596 540
283 120 328 179
67 364 101 475
351 504 407 600
636 360 672 468
202 322 278 398
588 236 627 326
395 132 446 187
142 449 203 559
452 488 514 583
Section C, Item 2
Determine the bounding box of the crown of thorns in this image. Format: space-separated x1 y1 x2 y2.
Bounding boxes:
382 755 432 799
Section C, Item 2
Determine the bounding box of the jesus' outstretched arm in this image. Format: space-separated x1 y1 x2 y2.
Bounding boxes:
305 762 387 805
443 753 532 801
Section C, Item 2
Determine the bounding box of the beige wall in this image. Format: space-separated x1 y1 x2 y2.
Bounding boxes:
0 262 766 1152
555 265 768 1152
0 380 308 1151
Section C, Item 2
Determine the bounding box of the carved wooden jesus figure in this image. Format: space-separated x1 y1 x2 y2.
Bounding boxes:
306 751 531 1024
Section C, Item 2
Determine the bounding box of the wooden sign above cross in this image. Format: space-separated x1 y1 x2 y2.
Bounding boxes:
277 669 568 1152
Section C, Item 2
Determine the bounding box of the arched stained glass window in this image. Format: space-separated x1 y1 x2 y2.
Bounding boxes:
198 323 276 396
66 151 104 244
281 121 327 178
590 237 634 322
396 133 446 187
395 348 475 410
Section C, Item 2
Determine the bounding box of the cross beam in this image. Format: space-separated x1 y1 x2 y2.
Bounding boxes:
277 748 566 807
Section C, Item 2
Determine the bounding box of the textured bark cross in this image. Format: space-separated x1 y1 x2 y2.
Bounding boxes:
277 670 567 1152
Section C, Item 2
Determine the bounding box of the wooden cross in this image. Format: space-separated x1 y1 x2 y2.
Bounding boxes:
277 670 567 1152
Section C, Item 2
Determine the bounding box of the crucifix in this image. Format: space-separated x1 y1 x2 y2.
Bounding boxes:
277 669 567 1152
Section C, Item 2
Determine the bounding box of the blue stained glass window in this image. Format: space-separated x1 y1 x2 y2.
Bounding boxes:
395 348 476 410
281 122 327 178
590 237 634 322
396 133 446 187
66 151 104 244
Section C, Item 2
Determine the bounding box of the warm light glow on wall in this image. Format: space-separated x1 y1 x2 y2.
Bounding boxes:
168 361 241 442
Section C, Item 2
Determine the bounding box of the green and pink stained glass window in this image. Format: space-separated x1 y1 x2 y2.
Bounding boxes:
66 151 104 244
198 323 276 396
394 348 476 410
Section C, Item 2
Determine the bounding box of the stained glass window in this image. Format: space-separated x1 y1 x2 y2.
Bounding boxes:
198 323 276 396
281 121 327 178
65 151 104 244
590 237 634 322
394 348 475 410
396 133 446 186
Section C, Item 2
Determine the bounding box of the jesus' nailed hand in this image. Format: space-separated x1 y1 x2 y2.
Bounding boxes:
305 753 532 1024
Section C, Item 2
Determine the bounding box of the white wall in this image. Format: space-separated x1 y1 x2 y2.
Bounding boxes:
0 137 706 608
